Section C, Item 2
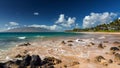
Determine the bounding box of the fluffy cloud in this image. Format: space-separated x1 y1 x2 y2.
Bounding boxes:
56 14 76 27
83 12 117 28
9 22 19 26
28 24 62 30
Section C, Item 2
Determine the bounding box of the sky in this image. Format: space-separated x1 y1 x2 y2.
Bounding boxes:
0 0 120 31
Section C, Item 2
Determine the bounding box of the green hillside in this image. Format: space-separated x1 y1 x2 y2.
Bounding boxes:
66 18 120 32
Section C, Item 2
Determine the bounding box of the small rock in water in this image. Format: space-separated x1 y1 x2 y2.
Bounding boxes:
16 42 31 47
67 40 74 42
61 41 66 44
68 44 73 46
103 41 109 43
90 42 95 45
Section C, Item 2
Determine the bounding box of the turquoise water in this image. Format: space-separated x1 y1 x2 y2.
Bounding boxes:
0 32 81 49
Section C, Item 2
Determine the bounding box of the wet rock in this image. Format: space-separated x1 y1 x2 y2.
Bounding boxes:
98 43 104 49
113 41 120 44
42 57 62 65
19 54 31 67
71 61 80 66
17 42 31 47
108 59 113 63
61 41 66 44
114 53 120 62
90 42 95 45
110 47 119 51
68 44 73 46
15 54 22 58
67 40 74 42
95 56 105 62
30 55 41 68
94 55 108 66
103 41 109 43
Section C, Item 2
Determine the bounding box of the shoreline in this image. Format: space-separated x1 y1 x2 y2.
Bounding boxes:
0 34 120 68
75 32 120 34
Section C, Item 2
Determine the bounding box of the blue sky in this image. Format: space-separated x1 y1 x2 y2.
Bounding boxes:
0 0 120 31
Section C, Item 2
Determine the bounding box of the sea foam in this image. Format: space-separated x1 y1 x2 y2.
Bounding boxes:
18 36 26 39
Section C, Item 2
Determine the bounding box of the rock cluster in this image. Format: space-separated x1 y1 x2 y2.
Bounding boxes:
0 54 62 68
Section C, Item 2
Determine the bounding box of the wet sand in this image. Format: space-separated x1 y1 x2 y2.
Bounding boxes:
0 33 120 68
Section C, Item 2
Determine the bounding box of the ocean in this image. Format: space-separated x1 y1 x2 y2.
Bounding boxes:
0 32 81 50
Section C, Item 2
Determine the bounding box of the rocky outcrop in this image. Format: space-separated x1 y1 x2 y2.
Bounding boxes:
0 55 62 68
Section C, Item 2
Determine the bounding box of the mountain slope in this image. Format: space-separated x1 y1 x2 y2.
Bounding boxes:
5 27 54 32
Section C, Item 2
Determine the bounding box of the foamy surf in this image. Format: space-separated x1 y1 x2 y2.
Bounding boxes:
18 36 26 39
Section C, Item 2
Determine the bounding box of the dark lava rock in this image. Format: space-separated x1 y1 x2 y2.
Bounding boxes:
17 42 31 47
113 41 120 44
30 55 41 68
95 56 105 62
19 54 31 68
110 47 119 51
90 42 95 45
15 54 22 58
108 59 113 63
114 53 120 62
61 41 66 44
42 57 62 65
98 43 104 49
68 44 73 46
103 41 109 43
67 40 74 42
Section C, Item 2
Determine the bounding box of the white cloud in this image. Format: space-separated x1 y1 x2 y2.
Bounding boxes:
9 22 19 26
56 14 76 27
33 12 39 16
83 12 117 28
28 24 62 30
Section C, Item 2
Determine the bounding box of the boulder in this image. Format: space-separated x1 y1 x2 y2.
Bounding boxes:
98 43 104 49
110 47 119 51
94 56 108 66
108 59 113 63
95 56 105 62
42 57 62 65
114 53 120 62
30 55 41 68
19 54 31 68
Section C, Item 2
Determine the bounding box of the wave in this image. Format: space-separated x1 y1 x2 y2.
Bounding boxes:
18 36 26 39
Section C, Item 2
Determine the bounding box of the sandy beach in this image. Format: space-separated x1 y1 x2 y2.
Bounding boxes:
75 32 120 35
0 33 120 68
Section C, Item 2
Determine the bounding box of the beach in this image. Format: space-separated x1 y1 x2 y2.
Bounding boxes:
0 32 120 68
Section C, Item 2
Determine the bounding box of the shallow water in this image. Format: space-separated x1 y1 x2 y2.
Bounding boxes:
0 32 81 49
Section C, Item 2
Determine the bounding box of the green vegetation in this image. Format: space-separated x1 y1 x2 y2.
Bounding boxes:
66 18 120 32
